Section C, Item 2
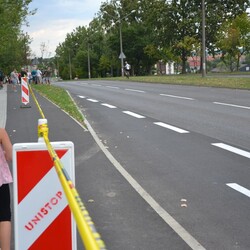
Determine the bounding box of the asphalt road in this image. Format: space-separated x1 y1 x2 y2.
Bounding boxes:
6 83 192 250
53 79 250 250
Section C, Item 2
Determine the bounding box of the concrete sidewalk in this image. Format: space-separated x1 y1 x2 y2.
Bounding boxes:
0 84 7 128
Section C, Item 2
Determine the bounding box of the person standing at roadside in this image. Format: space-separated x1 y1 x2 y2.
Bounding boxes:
0 69 4 89
36 68 42 84
0 128 13 250
31 68 37 84
10 69 18 92
20 68 27 77
45 67 51 84
27 70 32 84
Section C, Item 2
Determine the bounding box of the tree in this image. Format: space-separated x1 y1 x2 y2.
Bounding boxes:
152 0 250 73
0 0 35 73
55 18 107 79
216 13 250 71
99 0 161 75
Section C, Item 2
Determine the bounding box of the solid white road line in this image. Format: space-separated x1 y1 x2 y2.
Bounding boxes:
227 183 250 198
78 95 85 99
160 94 194 100
101 103 117 109
213 102 250 110
212 143 250 159
84 118 206 250
123 111 145 118
154 122 189 134
125 88 145 93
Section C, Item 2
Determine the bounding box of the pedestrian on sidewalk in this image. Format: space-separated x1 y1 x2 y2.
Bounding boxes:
44 67 51 84
0 69 4 89
0 128 13 250
36 68 42 84
10 69 18 92
31 68 37 84
20 67 27 77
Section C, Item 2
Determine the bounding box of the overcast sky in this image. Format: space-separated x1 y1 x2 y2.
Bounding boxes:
22 0 104 58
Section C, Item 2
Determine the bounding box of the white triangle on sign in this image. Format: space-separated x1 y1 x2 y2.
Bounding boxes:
119 52 126 59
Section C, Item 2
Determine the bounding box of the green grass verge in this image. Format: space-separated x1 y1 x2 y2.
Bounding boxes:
105 74 250 89
31 84 85 125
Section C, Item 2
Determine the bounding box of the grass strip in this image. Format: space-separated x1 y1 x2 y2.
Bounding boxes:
105 74 250 89
32 84 84 124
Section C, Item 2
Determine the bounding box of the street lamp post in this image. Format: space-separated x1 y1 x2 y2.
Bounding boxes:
69 51 72 80
118 17 126 77
87 43 91 79
202 0 206 77
105 9 135 77
119 10 136 77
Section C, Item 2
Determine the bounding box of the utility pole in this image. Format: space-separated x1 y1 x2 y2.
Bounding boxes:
119 18 125 77
105 9 136 77
87 43 91 79
202 0 206 77
69 51 72 80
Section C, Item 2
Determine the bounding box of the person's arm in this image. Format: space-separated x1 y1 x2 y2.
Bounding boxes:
0 128 12 162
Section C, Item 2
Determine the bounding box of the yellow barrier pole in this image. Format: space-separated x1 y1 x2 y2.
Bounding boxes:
31 86 107 249
29 85 45 119
38 118 106 250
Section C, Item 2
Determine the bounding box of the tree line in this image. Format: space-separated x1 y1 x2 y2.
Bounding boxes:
0 1 249 79
55 0 250 79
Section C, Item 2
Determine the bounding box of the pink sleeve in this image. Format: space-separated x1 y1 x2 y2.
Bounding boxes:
0 145 13 186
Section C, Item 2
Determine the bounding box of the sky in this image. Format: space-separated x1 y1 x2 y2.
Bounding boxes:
22 0 105 58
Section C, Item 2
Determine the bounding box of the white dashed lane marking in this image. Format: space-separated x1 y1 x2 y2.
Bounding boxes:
106 86 120 89
212 143 250 159
213 102 250 110
154 122 189 134
123 111 145 119
87 99 99 103
125 88 145 93
78 95 85 99
92 84 102 87
227 183 250 198
160 94 194 100
101 103 117 109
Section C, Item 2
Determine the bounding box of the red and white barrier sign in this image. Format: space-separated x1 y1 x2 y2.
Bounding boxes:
13 141 77 250
21 77 30 106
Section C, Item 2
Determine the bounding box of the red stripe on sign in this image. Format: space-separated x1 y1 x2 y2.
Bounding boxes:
22 85 29 95
29 206 72 250
22 97 28 103
17 150 67 203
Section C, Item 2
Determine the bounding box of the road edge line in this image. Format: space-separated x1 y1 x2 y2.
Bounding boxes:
83 118 206 250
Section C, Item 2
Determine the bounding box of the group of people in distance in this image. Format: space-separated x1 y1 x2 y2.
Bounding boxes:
30 67 52 85
0 67 52 91
28 67 52 84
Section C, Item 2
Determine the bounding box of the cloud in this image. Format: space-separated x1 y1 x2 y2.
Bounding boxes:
23 0 104 57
